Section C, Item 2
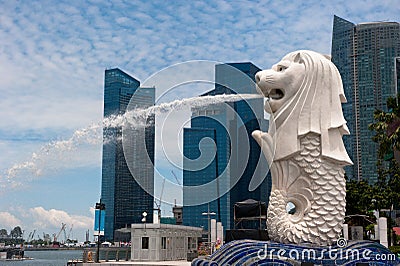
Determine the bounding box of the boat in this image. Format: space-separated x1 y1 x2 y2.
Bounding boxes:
0 247 27 261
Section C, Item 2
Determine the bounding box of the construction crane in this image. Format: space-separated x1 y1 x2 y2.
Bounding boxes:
154 178 165 223
63 226 67 243
26 229 36 242
171 170 181 186
27 232 32 242
53 223 66 243
67 224 73 241
43 232 51 243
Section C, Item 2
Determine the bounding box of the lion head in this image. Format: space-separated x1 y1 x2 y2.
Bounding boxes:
255 50 352 165
255 52 306 113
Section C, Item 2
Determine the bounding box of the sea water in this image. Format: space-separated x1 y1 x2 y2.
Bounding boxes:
3 250 82 266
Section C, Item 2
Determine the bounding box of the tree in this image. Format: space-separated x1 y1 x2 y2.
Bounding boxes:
346 95 400 216
0 229 8 237
346 178 374 215
368 93 400 210
10 226 23 239
369 94 400 158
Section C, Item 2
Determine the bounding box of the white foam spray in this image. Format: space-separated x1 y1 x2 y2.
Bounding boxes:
1 93 261 189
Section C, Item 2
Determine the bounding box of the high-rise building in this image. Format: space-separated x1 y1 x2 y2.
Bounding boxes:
396 57 400 92
101 68 155 240
331 15 400 182
182 63 271 231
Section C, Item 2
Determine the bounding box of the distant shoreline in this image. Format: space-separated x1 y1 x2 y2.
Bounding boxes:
24 247 129 251
24 247 85 251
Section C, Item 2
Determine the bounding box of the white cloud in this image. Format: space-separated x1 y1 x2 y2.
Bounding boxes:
0 212 22 229
0 0 396 136
29 206 93 230
0 207 94 241
89 207 95 216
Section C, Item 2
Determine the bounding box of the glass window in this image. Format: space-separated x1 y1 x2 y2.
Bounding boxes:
142 237 149 249
161 237 166 249
161 237 167 249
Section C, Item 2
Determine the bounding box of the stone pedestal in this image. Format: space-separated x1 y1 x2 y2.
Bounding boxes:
379 217 388 248
343 224 349 240
374 224 379 240
350 226 363 240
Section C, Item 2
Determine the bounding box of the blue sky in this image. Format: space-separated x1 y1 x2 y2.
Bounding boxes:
0 0 398 242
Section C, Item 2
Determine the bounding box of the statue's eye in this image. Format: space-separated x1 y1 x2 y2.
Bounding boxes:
278 65 287 72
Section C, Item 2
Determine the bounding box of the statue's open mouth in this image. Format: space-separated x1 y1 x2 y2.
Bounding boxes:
268 89 284 100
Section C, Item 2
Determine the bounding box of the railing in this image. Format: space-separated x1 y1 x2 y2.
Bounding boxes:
82 247 131 262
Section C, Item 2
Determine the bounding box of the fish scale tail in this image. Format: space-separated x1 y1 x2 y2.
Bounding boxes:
267 133 346 246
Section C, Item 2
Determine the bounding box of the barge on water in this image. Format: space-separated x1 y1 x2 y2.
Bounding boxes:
0 247 24 260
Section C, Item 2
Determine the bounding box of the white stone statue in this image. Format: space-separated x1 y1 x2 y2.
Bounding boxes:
252 50 353 246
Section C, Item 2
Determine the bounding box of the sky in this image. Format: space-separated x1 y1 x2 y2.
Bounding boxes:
0 0 399 242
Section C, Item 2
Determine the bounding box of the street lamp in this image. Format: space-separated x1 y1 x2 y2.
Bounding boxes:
142 211 147 231
371 198 379 220
95 202 105 263
202 203 216 254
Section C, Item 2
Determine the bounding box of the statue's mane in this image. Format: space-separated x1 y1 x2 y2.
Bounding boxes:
269 50 352 165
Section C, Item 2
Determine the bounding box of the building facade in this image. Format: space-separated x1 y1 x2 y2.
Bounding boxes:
331 15 400 182
182 63 271 231
123 224 202 261
101 68 155 240
396 57 400 93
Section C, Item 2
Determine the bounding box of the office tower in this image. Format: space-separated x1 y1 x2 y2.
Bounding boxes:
101 68 155 240
396 57 400 92
331 15 400 182
183 63 271 231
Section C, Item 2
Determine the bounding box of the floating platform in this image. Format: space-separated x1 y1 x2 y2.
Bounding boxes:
192 239 400 265
0 247 24 260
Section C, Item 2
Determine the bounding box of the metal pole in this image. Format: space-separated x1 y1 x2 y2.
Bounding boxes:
96 207 101 263
202 205 215 254
208 203 211 253
214 129 221 223
95 202 105 263
142 212 147 232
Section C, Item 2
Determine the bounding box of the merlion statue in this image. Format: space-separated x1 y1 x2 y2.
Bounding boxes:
252 50 353 246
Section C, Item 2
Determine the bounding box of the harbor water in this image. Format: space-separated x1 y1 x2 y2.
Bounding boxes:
3 249 82 266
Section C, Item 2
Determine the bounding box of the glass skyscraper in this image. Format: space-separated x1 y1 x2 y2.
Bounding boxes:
183 63 271 231
396 57 400 93
101 68 155 240
331 15 400 183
